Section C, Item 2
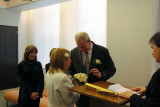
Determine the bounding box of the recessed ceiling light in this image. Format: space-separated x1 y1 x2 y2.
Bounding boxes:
4 0 10 1
23 0 32 1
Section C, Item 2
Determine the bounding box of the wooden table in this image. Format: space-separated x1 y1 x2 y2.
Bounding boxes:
69 81 129 107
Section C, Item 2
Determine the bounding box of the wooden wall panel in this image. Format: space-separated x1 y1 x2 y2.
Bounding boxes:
0 25 18 90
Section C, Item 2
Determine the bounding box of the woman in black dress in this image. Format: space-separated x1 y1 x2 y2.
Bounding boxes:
17 45 44 107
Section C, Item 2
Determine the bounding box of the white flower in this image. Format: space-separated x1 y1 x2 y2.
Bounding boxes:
64 53 69 57
96 59 101 64
73 73 88 85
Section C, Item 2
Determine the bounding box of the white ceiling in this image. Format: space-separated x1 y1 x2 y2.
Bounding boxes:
0 0 70 11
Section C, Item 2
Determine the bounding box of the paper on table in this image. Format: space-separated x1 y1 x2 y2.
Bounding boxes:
108 84 133 93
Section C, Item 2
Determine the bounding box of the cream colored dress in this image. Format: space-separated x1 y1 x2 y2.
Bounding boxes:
45 69 80 107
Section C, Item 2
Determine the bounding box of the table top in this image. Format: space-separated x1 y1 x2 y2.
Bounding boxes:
69 81 129 105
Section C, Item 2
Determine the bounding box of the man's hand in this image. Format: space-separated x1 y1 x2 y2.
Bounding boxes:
68 75 72 79
90 68 101 78
30 92 39 100
131 86 146 94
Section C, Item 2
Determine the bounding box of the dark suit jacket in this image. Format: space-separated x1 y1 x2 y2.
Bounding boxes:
45 63 50 73
67 42 116 83
130 68 160 107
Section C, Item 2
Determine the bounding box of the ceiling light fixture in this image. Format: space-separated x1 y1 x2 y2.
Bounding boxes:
4 0 10 1
23 0 32 1
4 0 10 5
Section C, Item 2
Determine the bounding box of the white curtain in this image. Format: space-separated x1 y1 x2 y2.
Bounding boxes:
18 4 60 66
77 0 107 46
18 0 107 67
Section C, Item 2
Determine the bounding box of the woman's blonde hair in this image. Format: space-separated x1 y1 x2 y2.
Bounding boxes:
48 48 71 74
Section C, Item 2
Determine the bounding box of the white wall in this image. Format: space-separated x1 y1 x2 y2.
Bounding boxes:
107 0 152 87
0 8 21 26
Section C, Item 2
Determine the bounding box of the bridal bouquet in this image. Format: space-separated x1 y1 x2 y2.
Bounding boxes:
73 73 88 86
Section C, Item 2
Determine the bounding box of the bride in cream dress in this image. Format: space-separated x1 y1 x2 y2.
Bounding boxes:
45 48 80 107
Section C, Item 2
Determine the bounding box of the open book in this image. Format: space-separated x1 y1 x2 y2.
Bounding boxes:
108 84 139 95
108 84 131 93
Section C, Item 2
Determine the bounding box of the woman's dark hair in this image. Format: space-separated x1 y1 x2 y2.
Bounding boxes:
23 45 38 62
149 32 160 47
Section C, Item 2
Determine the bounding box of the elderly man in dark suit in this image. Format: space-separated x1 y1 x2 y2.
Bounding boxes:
67 32 116 107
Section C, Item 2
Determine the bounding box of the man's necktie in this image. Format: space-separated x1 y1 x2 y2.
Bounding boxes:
84 52 89 74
